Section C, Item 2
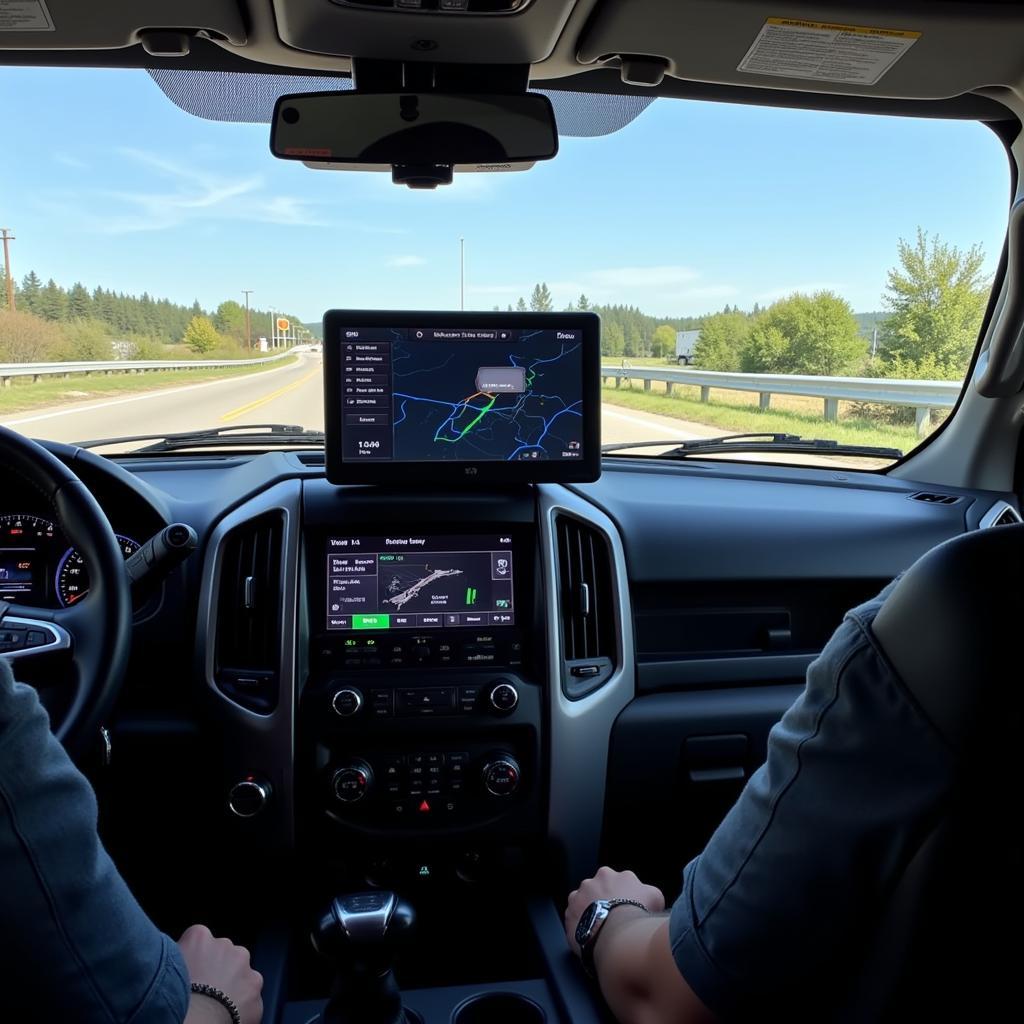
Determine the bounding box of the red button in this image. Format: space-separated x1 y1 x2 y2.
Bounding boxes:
418 799 431 813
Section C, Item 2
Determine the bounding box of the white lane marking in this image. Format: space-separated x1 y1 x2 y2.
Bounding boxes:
601 405 704 437
1 357 313 427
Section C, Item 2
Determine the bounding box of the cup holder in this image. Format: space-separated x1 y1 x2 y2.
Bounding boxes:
452 992 546 1024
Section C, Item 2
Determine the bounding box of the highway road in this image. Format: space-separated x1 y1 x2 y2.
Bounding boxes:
0 350 707 451
3 355 879 465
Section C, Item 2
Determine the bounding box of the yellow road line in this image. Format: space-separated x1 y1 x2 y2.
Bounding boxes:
220 367 322 422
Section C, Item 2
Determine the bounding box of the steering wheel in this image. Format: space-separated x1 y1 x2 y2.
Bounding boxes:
0 426 132 759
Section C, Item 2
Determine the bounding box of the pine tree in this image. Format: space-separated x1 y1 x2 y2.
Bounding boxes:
515 297 528 312
577 293 590 311
37 279 67 322
19 271 42 313
67 282 92 319
530 282 553 312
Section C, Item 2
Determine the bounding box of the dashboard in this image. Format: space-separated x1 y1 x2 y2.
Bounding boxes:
0 439 1016 951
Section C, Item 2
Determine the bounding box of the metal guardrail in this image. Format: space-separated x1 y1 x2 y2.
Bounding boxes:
0 349 296 386
601 364 963 436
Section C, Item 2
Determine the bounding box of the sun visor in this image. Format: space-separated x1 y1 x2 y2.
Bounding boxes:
577 0 1024 100
0 0 246 51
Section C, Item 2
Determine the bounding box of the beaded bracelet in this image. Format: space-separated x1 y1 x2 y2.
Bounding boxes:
190 982 242 1024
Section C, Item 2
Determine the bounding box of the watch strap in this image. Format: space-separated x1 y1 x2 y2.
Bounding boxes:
580 898 649 977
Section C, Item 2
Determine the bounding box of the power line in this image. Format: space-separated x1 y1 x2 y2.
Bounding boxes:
1 228 15 312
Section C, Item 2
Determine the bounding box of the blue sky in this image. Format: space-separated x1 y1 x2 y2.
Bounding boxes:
0 66 1011 321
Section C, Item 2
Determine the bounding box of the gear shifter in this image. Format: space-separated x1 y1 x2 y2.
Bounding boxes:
312 891 417 1024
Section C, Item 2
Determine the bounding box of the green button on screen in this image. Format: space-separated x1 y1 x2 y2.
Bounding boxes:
353 614 390 630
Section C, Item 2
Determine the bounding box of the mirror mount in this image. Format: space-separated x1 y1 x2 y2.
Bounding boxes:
391 163 454 190
351 58 530 96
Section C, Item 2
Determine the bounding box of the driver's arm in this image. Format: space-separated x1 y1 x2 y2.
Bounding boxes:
0 657 189 1021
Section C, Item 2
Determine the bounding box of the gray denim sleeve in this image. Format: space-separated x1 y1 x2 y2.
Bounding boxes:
0 657 189 1022
668 597 955 1020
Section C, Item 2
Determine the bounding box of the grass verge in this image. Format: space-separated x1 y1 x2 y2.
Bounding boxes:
0 355 300 417
601 381 922 454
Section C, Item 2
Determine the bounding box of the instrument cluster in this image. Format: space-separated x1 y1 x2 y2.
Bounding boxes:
0 513 141 608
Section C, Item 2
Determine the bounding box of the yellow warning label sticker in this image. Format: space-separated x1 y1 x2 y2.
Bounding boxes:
738 18 921 86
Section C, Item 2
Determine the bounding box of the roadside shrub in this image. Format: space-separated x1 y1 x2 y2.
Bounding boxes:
0 310 63 362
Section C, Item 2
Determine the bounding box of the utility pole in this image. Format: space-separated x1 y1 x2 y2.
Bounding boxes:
242 289 254 349
460 236 465 311
1 228 15 312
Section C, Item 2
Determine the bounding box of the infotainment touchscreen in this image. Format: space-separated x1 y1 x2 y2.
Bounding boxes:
326 534 515 631
322 310 601 484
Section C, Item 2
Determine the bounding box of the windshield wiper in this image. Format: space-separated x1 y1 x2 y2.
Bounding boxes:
601 432 903 460
76 423 326 453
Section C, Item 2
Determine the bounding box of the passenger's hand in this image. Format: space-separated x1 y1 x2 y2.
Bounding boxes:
179 924 263 1024
564 866 666 956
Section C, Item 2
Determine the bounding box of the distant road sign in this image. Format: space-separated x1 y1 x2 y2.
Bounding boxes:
276 317 290 332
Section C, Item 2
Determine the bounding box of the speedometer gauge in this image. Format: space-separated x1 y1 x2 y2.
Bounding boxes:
56 535 141 607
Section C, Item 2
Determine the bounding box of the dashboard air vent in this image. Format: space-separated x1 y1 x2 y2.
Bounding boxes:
909 491 960 505
980 500 1023 529
214 512 284 712
555 515 616 699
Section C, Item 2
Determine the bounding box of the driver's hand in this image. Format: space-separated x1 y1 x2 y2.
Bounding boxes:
564 866 666 956
179 924 263 1024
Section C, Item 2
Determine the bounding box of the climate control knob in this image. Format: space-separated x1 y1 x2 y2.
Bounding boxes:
488 681 519 714
228 777 271 818
331 687 363 718
481 754 521 797
332 760 373 804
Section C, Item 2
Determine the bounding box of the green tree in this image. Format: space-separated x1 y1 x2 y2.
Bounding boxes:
515 297 528 312
19 271 42 313
0 266 8 311
694 312 749 371
530 282 553 312
214 299 247 341
36 278 67 322
602 321 625 357
878 228 989 380
652 324 676 358
577 294 591 311
742 324 790 373
183 315 220 355
741 292 865 375
67 282 92 320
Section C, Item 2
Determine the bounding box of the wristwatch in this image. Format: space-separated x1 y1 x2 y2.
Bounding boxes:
575 898 649 977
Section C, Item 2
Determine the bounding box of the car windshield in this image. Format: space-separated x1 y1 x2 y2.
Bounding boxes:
0 68 1009 467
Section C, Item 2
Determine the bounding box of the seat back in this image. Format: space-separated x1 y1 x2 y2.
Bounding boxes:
839 523 1022 1021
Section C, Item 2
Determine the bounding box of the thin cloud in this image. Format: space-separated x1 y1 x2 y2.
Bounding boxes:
39 147 333 233
389 255 427 268
54 152 88 170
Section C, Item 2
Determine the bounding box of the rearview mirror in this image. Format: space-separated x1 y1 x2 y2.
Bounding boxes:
270 91 558 187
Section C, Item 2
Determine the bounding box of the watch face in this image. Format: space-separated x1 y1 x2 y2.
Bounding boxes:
575 902 600 947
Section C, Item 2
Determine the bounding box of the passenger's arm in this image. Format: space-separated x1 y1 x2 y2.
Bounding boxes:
566 586 957 1022
565 867 714 1024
